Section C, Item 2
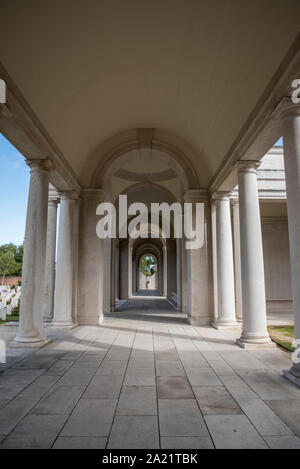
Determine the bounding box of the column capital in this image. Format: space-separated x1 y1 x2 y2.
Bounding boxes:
211 191 232 201
26 158 55 173
48 198 60 208
184 189 209 202
58 190 79 201
230 198 239 207
48 187 60 206
274 97 300 121
236 160 260 175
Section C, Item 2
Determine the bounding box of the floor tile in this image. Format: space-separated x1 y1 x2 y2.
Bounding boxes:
266 400 300 436
0 397 38 434
124 367 155 386
83 375 123 398
265 436 300 449
161 436 214 449
156 360 185 377
238 398 293 436
61 399 117 436
108 416 159 448
205 415 268 449
185 367 222 386
30 385 85 415
0 368 44 399
53 436 107 449
117 386 157 415
158 399 208 437
0 414 68 448
19 373 60 398
157 377 193 399
193 385 242 415
97 360 128 376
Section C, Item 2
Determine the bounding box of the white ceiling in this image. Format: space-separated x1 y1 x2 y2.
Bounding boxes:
0 0 299 187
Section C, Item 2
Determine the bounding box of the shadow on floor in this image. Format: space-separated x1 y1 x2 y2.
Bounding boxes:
107 298 187 324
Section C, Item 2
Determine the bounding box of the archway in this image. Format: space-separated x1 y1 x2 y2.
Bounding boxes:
137 254 158 293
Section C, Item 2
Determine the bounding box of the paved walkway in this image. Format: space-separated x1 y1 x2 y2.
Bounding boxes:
0 300 300 449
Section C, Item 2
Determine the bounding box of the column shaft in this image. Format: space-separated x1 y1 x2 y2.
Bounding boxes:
12 160 52 347
232 200 243 321
213 193 238 329
53 192 78 326
237 161 271 347
44 197 59 320
281 104 300 383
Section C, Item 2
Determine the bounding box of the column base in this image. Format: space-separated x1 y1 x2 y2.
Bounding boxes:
283 368 300 388
212 321 241 330
51 321 79 329
236 338 276 349
9 336 51 349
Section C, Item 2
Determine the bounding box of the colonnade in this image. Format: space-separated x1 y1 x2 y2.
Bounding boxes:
10 103 300 386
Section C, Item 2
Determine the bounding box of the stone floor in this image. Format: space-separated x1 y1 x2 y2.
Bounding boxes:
0 299 300 449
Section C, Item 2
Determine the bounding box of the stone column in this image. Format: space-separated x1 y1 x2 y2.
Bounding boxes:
77 189 105 324
280 102 300 385
128 241 133 298
184 190 213 326
44 191 60 321
211 199 218 322
231 199 243 321
212 192 239 329
11 159 52 347
53 191 78 327
237 161 272 347
163 244 168 297
180 236 188 314
115 239 120 302
176 238 182 311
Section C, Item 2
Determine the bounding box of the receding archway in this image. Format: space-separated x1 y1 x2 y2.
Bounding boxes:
137 253 158 292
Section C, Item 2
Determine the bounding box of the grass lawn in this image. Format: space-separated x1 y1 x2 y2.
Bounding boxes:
268 326 295 352
0 306 19 325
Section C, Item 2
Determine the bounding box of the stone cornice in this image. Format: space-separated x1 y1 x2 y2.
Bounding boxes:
184 189 210 202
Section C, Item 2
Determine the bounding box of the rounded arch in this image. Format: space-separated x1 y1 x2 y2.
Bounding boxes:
89 129 201 191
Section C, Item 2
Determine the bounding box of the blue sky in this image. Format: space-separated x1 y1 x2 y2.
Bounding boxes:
0 133 283 247
0 134 29 245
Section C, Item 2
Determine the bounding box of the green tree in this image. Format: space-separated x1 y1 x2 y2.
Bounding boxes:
0 251 18 277
0 243 23 277
140 255 156 278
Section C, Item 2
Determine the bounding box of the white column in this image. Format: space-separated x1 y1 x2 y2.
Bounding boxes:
11 160 52 347
211 199 218 322
77 189 105 325
184 190 213 326
115 239 120 302
44 193 59 321
163 244 168 297
231 199 243 321
237 161 272 347
180 236 188 314
212 192 239 329
176 238 182 311
281 103 300 384
128 241 133 298
53 191 78 327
